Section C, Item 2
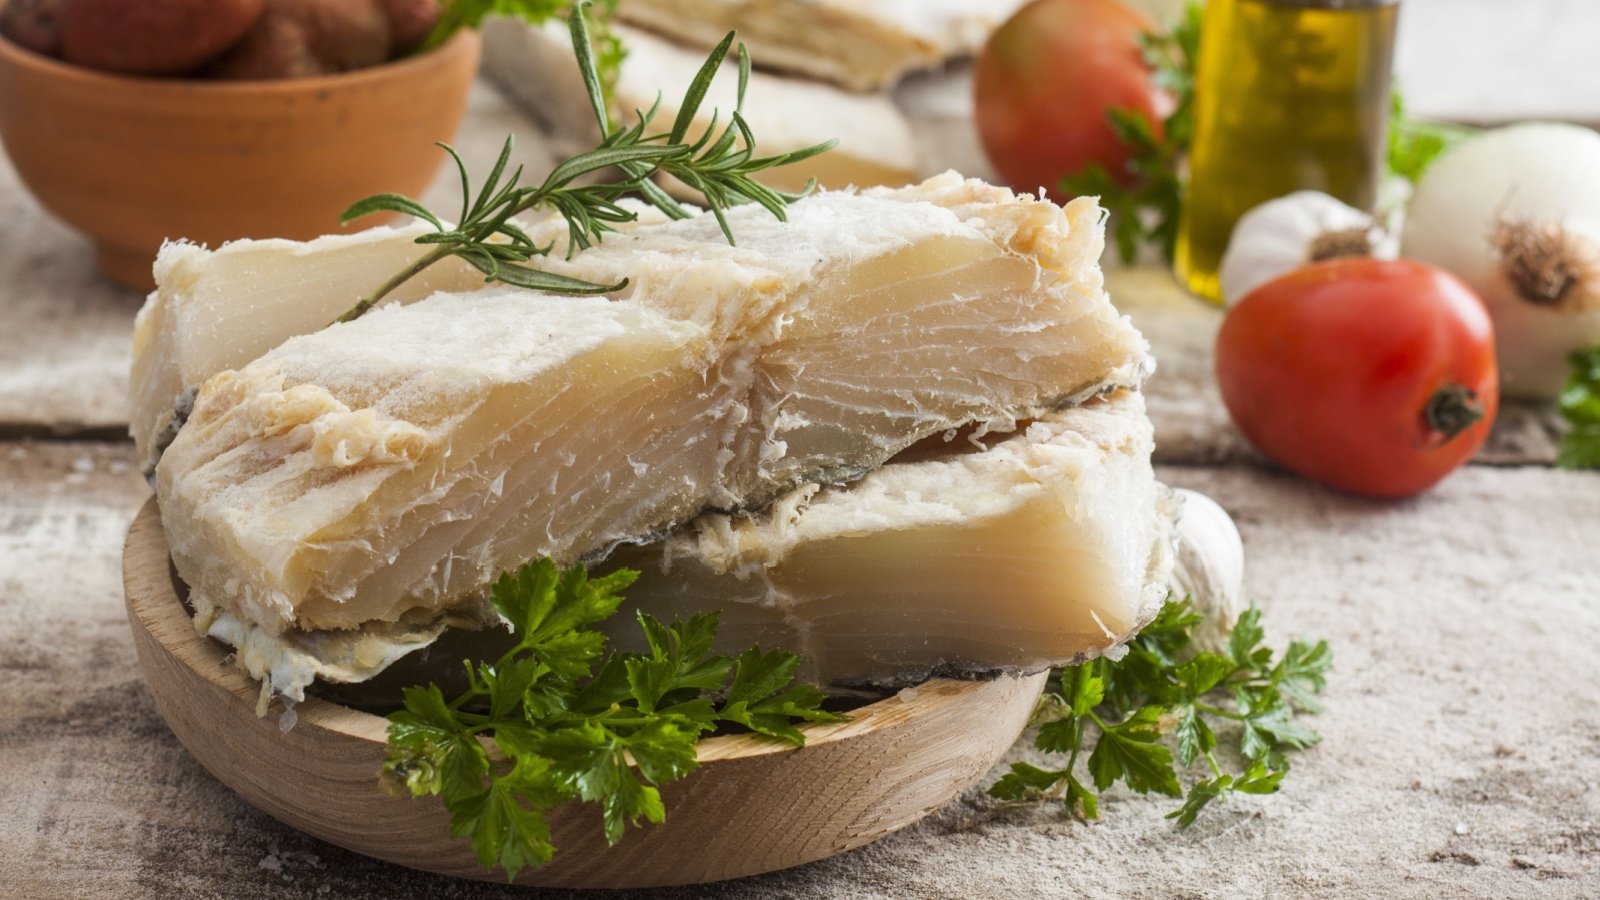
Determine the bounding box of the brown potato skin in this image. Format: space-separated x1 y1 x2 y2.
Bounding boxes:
58 0 266 75
377 0 438 55
0 0 63 57
213 0 392 80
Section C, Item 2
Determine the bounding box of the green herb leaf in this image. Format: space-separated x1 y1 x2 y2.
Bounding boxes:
989 597 1329 829
1164 772 1230 828
1087 706 1182 797
1558 346 1600 469
1386 87 1475 184
1172 703 1216 767
338 1 833 323
1227 606 1270 671
1058 2 1199 265
451 764 557 879
1273 638 1332 713
989 760 1069 801
382 558 840 879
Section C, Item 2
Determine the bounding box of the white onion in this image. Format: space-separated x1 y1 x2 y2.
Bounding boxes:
1218 190 1397 306
1401 122 1600 399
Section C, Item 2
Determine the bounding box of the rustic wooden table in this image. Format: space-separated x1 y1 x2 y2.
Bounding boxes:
3 3 1598 897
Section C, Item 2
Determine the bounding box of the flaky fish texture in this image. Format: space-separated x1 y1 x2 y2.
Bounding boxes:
129 203 681 474
216 394 1174 704
144 175 1149 699
606 391 1177 689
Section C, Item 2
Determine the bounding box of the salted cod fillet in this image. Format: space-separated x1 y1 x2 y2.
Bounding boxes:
151 176 1149 700
130 204 681 475
235 392 1175 703
604 391 1176 689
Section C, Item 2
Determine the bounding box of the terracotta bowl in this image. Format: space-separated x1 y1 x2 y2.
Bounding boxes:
0 29 481 290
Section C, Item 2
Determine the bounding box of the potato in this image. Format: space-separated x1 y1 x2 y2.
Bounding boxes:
213 0 392 80
0 0 62 57
377 0 438 55
58 0 265 75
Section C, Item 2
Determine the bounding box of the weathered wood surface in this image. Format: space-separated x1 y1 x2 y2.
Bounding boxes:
2 4 1599 896
3 442 1597 898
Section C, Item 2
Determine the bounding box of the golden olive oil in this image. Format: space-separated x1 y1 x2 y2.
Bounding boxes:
1175 0 1398 302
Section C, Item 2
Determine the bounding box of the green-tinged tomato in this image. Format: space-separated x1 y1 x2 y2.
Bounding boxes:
1215 258 1499 499
974 0 1172 197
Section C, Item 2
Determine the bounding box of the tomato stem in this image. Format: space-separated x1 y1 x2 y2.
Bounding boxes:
1423 383 1485 441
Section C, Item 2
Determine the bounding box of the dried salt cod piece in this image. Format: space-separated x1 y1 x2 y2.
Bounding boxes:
131 224 475 475
612 0 1031 91
211 393 1173 706
130 175 1122 476
483 19 921 198
129 205 680 475
153 177 1147 699
604 392 1176 689
159 290 723 643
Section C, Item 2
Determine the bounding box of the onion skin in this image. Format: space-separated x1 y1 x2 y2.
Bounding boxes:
1401 122 1600 400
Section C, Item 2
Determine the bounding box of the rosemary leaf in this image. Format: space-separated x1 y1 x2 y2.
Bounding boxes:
335 0 835 323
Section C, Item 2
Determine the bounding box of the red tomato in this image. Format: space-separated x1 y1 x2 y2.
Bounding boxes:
974 0 1171 197
1215 259 1499 498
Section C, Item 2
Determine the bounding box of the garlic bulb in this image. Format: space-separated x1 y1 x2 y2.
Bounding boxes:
1218 191 1397 306
1401 122 1600 399
1168 489 1246 653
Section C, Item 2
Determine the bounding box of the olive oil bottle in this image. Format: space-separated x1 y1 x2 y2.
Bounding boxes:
1175 0 1398 302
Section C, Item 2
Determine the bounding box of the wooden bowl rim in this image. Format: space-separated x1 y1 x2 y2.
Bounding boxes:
125 497 1020 763
0 26 481 95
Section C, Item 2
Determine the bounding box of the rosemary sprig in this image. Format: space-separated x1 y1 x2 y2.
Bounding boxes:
337 2 835 324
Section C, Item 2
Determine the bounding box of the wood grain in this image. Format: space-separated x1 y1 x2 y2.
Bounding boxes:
122 498 1047 889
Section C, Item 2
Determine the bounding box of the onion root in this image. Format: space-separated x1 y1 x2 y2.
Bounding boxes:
1490 218 1600 313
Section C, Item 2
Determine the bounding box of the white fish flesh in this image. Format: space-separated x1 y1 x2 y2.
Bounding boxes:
149 176 1149 699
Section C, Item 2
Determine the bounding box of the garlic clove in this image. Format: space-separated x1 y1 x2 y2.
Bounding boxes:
1168 488 1246 653
1219 190 1395 306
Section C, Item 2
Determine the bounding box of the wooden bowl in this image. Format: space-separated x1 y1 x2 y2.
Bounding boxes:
0 27 481 290
122 499 1047 888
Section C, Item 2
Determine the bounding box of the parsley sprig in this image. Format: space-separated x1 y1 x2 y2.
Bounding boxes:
337 1 835 323
990 599 1329 827
1061 2 1200 265
1558 346 1600 469
1385 87 1476 185
381 559 844 880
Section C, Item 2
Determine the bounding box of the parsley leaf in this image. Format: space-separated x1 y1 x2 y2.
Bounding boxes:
1087 706 1182 797
1386 87 1475 184
1558 346 1600 469
991 596 1329 828
1060 2 1199 265
382 558 844 880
